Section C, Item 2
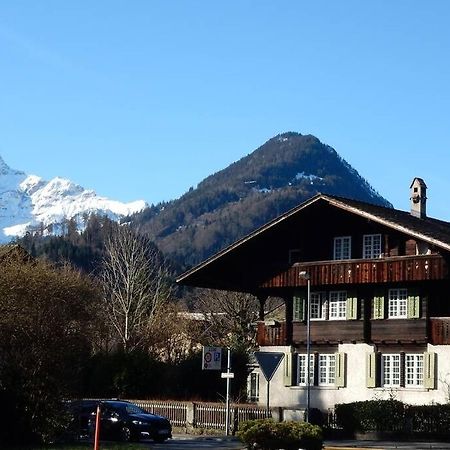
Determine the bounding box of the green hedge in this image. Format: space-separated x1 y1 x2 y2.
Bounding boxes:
237 418 322 450
334 400 450 436
335 399 405 433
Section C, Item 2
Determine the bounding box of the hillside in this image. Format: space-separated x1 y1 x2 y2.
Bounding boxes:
132 132 391 271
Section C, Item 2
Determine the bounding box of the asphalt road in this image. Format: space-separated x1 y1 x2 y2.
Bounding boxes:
147 436 450 450
142 435 244 449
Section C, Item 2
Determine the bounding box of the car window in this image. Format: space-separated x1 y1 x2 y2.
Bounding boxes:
125 404 145 414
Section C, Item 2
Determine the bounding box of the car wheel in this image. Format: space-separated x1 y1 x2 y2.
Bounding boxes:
120 426 132 442
154 436 167 443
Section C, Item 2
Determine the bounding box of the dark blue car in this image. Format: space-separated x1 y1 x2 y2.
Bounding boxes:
89 400 172 443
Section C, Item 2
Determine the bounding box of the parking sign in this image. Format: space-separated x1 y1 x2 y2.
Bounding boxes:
202 346 222 370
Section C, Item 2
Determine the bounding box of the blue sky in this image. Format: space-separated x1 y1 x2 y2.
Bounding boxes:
0 1 449 220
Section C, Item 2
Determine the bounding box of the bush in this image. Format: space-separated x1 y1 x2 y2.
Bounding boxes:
335 399 406 434
406 404 450 435
237 418 322 450
335 400 450 438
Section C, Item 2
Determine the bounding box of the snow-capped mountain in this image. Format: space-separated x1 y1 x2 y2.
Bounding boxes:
0 156 146 243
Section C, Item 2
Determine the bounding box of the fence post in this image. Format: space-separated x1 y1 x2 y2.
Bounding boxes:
232 406 239 435
186 402 195 432
270 407 283 422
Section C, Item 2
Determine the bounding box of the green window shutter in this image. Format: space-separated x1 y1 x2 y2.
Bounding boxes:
400 352 406 387
373 292 385 319
293 291 306 321
366 352 379 388
346 291 358 320
407 291 421 319
313 352 319 386
335 352 346 388
283 352 292 386
423 352 437 389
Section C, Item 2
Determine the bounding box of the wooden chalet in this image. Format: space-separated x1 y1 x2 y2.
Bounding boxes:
177 178 450 411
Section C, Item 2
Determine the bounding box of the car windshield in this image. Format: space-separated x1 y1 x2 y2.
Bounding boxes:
124 404 146 415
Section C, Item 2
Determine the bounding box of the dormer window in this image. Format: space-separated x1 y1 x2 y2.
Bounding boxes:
334 236 351 260
363 234 382 259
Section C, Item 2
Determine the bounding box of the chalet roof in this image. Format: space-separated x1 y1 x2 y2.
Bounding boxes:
177 193 450 287
320 194 450 250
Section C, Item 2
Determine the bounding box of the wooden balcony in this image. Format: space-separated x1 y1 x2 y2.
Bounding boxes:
260 254 448 288
430 317 450 344
371 318 427 344
257 321 287 346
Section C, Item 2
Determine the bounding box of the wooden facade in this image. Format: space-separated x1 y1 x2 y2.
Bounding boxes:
177 191 450 408
255 251 450 347
178 193 450 352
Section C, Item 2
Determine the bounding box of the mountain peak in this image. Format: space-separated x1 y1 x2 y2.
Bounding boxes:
0 156 147 242
132 131 392 270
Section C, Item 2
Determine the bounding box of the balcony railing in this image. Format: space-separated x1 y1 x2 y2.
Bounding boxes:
430 317 450 345
257 321 287 346
260 254 447 288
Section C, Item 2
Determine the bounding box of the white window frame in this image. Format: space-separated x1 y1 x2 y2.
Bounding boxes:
382 354 401 387
363 234 382 259
334 236 351 260
247 371 260 402
329 291 347 320
297 354 314 386
388 288 408 318
310 292 326 320
318 354 336 386
405 354 424 387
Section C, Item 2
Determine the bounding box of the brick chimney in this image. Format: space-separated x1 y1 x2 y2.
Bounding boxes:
410 177 427 219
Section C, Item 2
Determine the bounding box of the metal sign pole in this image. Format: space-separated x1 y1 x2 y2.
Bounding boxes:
254 352 285 419
225 348 231 436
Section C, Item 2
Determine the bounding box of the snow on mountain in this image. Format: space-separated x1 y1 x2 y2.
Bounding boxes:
0 156 147 243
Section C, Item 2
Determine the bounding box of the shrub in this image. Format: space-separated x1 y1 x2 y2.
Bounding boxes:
237 418 322 450
335 399 406 434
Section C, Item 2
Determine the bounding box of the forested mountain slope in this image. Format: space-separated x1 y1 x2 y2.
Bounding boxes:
132 132 391 271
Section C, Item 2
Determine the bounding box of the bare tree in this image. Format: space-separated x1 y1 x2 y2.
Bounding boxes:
144 302 202 363
191 289 259 352
191 288 285 353
99 225 172 352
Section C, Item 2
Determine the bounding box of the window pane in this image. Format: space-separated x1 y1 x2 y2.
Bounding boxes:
298 354 314 385
388 288 408 318
363 234 382 259
382 354 401 386
329 291 347 319
406 354 424 386
334 236 351 260
319 354 336 385
310 292 325 319
248 372 259 401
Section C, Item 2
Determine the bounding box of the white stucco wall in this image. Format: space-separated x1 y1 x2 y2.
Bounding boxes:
255 343 450 412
